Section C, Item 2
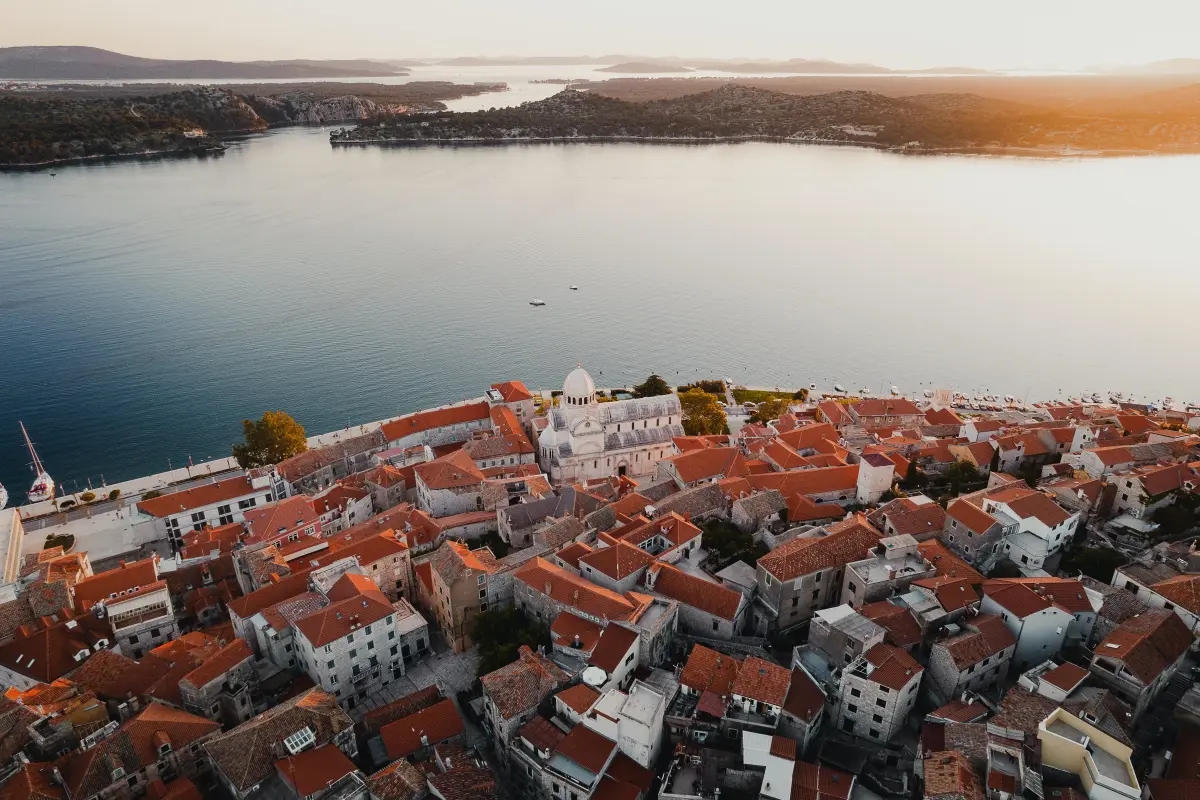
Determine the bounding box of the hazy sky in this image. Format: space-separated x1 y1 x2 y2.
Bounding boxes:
5 0 1199 69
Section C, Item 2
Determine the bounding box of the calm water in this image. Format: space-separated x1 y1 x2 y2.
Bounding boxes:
1 129 1198 502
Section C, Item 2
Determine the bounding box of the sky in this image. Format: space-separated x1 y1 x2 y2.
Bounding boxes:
4 0 1199 70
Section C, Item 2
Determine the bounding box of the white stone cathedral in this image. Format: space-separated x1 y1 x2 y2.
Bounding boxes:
537 365 684 486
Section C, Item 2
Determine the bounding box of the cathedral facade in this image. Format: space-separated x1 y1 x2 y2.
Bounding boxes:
537 366 684 486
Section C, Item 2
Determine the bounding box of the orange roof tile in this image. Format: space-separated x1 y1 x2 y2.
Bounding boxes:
680 644 740 697
480 645 569 719
413 448 485 490
491 381 533 403
758 517 880 582
514 558 643 622
381 402 491 443
663 447 749 485
556 684 600 715
917 540 985 582
554 724 615 775
863 643 923 690
380 698 465 759
73 558 158 612
1042 662 1089 691
914 576 980 612
275 745 356 797
135 476 257 517
730 656 790 707
589 624 639 673
579 542 654 581
646 562 742 621
550 611 603 653
180 638 252 690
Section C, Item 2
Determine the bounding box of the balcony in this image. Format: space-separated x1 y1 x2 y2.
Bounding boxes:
323 771 367 800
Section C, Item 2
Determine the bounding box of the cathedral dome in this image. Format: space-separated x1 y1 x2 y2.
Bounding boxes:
562 365 596 407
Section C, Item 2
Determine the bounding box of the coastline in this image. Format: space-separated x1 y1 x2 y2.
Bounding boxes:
328 133 1178 159
0 142 229 171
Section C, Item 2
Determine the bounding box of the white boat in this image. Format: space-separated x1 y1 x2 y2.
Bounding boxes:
529 299 546 306
834 384 846 393
569 285 579 290
49 171 57 177
858 387 870 395
890 385 900 396
809 383 817 390
923 390 934 398
20 422 55 504
0 482 7 510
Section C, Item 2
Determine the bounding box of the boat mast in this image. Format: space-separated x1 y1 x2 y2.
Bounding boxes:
19 422 46 476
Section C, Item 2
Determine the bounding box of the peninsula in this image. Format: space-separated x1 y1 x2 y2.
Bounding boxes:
330 83 1200 155
0 81 506 166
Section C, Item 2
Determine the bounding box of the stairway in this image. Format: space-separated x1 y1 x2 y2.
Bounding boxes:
1132 670 1193 763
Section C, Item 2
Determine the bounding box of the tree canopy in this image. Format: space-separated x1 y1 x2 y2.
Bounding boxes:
679 388 728 436
232 410 308 468
470 606 550 677
1059 546 1127 583
749 397 785 425
632 374 672 398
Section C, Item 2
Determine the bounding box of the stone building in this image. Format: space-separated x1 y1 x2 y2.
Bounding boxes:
480 645 569 753
644 561 747 640
276 431 388 496
833 643 923 743
178 638 257 728
925 613 1016 706
840 534 935 606
413 449 486 518
537 366 683 485
1087 608 1191 721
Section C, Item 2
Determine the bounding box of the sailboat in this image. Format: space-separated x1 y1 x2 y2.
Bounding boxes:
20 422 55 503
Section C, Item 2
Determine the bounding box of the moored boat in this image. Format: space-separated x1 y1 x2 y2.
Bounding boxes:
20 422 55 504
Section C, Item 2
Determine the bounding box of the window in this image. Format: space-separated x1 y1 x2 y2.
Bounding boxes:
850 688 861 698
791 597 799 608
129 634 139 644
847 703 858 713
847 582 857 594
811 590 819 600
151 628 160 637
879 686 890 693
391 645 399 656
327 660 334 670
873 714 883 723
814 571 822 582
350 649 357 658
324 645 332 653
365 625 372 635
869 729 880 739
876 698 887 708
388 631 396 640
625 652 635 665
713 620 719 632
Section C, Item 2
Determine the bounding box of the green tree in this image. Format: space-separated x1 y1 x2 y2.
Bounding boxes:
632 374 672 398
749 398 785 425
679 389 728 436
470 606 550 677
232 410 308 468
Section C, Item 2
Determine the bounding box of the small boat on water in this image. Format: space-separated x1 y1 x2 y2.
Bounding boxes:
49 171 57 177
529 299 546 306
834 384 846 393
569 285 578 291
20 422 55 504
0 482 7 510
923 390 934 398
890 385 900 396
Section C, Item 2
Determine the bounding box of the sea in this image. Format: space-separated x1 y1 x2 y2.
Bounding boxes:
1 63 1198 503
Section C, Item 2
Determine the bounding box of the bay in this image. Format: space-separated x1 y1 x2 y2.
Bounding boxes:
0 126 1196 500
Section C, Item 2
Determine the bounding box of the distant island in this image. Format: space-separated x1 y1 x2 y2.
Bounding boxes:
330 83 1200 156
0 81 506 166
595 62 693 74
0 46 408 79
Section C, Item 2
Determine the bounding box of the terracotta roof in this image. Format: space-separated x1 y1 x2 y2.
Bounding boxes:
770 735 797 760
0 616 110 684
180 638 252 690
1152 574 1200 615
426 767 496 800
292 580 393 648
518 715 566 753
513 558 645 622
918 540 984 582
859 602 922 648
364 759 425 800
679 644 740 697
663 447 749 485
556 684 600 715
203 689 352 793
995 491 1071 528
579 542 655 581
945 500 999 535
59 703 219 800
0 763 64 800
940 614 1015 669
1042 662 1089 692
758 518 881 582
990 687 1058 736
928 700 988 723
413 448 485 490
782 667 824 722
646 562 742 621
862 643 923 690
924 750 984 800
492 380 534 403
981 581 1056 618
554 542 593 569
380 698 465 759
550 611 603 653
1095 609 1192 683
553 724 615 774
913 576 980 612
748 465 859 499
135 476 257 517
73 558 158 612
275 744 356 797
589 624 640 673
381 402 491 442
730 656 790 707
926 408 964 427
874 500 947 538
360 686 442 736
480 645 569 719
792 761 853 800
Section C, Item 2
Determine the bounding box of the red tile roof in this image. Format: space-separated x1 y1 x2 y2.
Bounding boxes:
863 643 923 690
770 735 797 760
925 750 984 800
913 576 980 612
1152 574 1200 615
135 476 257 517
589 624 640 673
646 562 742 621
380 698 465 759
1095 609 1192 684
679 644 740 697
275 744 356 797
293 580 393 648
945 500 999 535
518 715 566 753
514 558 645 622
413 448 485 490
381 402 491 442
579 542 655 581
758 517 880 582
917 540 984 582
480 645 569 719
940 614 1015 669
553 724 615 774
554 542 593 570
792 761 854 800
180 638 252 690
928 700 988 723
859 602 922 648
73 558 159 612
491 381 533 403
981 581 1054 618
556 684 600 715
1042 662 1089 692
550 611 603 653
663 447 749 485
748 465 859 498
730 656 791 707
782 667 824 722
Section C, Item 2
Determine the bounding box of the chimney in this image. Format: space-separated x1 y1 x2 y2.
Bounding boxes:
545 582 552 595
420 733 428 747
573 634 581 647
